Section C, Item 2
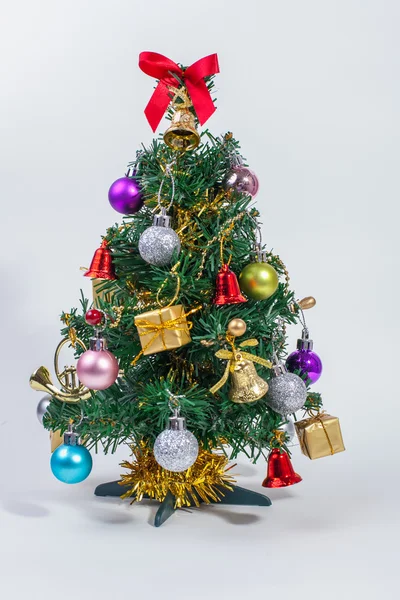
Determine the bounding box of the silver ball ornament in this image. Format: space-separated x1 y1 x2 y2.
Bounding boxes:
266 372 307 416
36 395 51 424
138 225 181 267
280 416 296 443
154 427 199 473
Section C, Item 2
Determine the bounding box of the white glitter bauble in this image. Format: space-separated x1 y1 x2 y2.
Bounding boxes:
138 225 181 266
36 395 51 424
154 429 199 472
266 372 307 415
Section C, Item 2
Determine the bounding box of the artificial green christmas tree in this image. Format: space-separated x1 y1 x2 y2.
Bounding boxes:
30 52 343 526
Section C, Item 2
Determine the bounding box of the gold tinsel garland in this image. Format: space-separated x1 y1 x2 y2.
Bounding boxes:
119 442 236 508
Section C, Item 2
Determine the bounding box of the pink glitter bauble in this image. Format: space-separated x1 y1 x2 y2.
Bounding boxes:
76 349 119 390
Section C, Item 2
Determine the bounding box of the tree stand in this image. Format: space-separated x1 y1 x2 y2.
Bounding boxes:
95 481 272 527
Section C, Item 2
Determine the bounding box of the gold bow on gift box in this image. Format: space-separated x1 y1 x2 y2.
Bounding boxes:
210 339 272 403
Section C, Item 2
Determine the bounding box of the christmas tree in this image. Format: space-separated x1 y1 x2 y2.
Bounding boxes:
30 52 344 526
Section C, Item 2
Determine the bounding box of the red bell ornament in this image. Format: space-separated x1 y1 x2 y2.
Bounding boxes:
84 240 116 281
213 264 247 306
262 448 302 488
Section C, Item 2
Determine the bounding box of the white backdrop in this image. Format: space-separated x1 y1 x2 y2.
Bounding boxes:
1 1 399 598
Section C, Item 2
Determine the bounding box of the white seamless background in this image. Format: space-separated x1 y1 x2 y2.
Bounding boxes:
0 1 399 599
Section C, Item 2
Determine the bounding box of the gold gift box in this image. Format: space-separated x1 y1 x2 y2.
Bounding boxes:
92 278 114 306
50 429 64 452
134 304 191 355
295 413 345 460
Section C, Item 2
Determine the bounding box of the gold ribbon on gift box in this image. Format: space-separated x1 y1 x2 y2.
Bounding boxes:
305 410 334 455
210 339 272 394
131 305 201 365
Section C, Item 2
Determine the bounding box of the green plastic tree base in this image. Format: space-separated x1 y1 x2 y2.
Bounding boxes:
94 481 271 527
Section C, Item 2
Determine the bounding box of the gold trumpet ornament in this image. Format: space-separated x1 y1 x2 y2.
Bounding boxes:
30 337 91 403
210 319 272 404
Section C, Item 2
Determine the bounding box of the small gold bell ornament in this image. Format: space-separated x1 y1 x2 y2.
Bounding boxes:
164 108 200 151
163 87 200 151
210 319 272 404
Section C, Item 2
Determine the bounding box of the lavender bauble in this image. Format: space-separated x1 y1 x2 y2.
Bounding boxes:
108 176 143 215
76 349 119 390
223 167 259 197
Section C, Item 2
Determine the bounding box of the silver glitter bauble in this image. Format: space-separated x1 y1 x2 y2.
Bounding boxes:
223 166 259 197
138 209 181 267
36 395 51 424
154 414 199 472
266 369 307 416
139 225 181 266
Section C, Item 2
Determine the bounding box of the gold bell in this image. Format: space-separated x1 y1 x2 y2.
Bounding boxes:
163 108 200 151
229 359 269 404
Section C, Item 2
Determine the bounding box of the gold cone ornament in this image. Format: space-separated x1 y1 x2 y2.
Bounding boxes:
163 108 200 151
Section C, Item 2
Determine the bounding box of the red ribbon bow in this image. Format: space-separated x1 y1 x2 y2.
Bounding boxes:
139 51 219 132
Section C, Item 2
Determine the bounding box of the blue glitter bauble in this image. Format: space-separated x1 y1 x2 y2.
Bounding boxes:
50 444 93 484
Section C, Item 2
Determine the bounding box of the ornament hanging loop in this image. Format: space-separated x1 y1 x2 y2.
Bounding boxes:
91 309 108 335
157 160 176 212
127 149 145 177
228 151 244 169
249 214 263 247
298 307 310 340
166 389 184 414
70 406 85 428
270 429 286 448
156 261 181 308
219 221 237 266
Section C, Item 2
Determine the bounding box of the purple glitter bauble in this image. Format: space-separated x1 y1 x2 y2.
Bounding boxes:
286 350 323 384
108 176 143 215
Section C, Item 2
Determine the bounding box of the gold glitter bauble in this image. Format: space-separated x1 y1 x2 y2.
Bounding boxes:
227 318 247 337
